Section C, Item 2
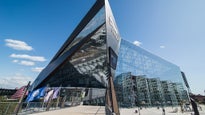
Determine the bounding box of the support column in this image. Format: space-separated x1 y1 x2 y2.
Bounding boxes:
106 76 120 115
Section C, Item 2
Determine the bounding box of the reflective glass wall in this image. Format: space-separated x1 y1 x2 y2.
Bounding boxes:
35 6 108 89
115 39 189 107
45 24 108 88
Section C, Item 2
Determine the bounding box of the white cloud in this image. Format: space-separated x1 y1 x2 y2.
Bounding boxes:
10 54 46 62
12 60 19 63
32 67 44 72
12 59 35 66
19 60 35 66
5 39 33 51
133 40 142 46
0 74 34 89
160 45 165 49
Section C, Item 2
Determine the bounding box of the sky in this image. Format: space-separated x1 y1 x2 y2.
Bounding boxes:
0 0 204 95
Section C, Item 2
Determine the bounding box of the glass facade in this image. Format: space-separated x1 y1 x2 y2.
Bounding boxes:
114 39 189 107
44 24 108 88
30 0 189 111
58 6 106 58
30 1 121 113
31 0 121 91
116 39 184 83
35 5 108 88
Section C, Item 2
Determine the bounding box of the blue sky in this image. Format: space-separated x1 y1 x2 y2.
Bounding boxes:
0 0 204 95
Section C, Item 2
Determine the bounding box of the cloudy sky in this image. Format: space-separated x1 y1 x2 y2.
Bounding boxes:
0 0 205 95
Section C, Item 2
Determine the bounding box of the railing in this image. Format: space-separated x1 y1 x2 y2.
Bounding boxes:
0 102 18 115
0 100 81 115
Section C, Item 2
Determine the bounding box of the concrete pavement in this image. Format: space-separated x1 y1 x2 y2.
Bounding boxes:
31 105 205 115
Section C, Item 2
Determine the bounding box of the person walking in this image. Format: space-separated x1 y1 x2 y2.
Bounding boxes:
162 108 165 115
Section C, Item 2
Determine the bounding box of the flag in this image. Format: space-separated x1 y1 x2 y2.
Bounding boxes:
44 89 54 102
11 86 28 99
26 87 46 102
52 87 60 99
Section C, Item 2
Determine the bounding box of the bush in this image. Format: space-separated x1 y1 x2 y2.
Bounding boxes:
0 96 18 114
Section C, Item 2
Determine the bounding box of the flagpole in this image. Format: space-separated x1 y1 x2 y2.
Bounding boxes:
46 89 54 111
14 81 31 115
61 88 67 108
56 94 60 108
43 84 49 110
56 86 61 108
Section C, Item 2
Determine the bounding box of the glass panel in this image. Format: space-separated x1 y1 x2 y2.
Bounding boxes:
45 25 108 88
115 39 189 107
59 6 105 57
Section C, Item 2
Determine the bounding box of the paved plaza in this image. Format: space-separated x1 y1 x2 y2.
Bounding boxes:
120 106 205 115
31 106 105 115
31 105 205 115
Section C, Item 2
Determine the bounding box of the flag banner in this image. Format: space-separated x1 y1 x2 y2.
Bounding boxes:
52 87 61 99
44 89 54 102
26 87 46 102
11 86 27 99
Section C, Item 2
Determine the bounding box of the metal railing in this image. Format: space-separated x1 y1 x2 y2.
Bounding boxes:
0 100 81 115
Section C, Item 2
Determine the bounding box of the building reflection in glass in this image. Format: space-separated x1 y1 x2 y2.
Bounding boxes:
44 24 108 88
114 39 189 107
114 72 189 107
35 6 109 88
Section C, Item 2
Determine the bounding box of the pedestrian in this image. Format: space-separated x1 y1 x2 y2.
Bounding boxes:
162 108 165 115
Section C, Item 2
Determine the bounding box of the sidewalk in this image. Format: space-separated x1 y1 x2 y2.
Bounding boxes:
120 106 205 115
31 105 205 115
31 105 105 115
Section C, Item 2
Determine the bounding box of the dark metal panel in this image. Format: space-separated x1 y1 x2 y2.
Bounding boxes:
105 0 121 78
